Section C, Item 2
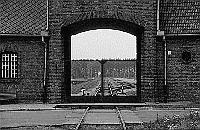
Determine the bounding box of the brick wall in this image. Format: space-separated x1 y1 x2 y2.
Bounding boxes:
3 0 200 103
155 37 165 102
167 37 200 102
47 0 158 103
159 0 200 102
0 37 45 103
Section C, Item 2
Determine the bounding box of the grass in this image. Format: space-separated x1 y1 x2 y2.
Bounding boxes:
134 110 200 130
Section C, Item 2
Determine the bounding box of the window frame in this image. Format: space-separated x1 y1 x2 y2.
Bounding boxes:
0 51 18 79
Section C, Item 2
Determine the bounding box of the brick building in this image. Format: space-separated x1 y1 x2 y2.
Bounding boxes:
1 0 200 103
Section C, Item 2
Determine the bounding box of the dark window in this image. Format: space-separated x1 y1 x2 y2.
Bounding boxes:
1 53 18 78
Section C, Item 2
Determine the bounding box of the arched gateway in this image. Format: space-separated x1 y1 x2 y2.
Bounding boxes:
4 0 200 104
61 18 144 103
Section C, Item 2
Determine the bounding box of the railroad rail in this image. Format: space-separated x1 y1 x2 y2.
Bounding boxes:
73 106 142 130
75 107 90 130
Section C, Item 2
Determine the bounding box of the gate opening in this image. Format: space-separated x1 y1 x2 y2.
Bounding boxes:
62 18 143 103
71 29 137 97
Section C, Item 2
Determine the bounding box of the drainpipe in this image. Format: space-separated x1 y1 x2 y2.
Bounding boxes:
157 0 160 33
157 0 167 102
157 0 166 85
164 37 167 87
40 0 49 103
159 34 168 103
46 0 49 31
157 0 164 35
42 35 47 103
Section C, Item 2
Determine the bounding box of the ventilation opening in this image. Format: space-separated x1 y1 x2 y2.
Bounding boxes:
182 51 192 64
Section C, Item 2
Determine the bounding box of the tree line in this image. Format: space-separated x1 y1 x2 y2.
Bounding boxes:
71 60 136 80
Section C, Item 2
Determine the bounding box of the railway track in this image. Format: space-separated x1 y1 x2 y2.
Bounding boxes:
72 77 136 96
104 77 136 96
74 106 142 130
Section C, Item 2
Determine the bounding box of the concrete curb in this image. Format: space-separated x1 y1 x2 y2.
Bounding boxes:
0 104 58 112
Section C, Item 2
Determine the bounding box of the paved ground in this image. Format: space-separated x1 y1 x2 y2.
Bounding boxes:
84 109 120 124
0 103 199 129
120 110 142 124
0 104 57 111
0 109 85 128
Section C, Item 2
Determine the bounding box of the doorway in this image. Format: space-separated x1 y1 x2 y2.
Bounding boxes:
62 18 143 103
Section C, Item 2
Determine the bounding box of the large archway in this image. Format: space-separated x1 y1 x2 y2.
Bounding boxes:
61 18 144 103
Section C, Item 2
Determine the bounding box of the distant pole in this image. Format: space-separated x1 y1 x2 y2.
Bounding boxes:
97 59 107 96
91 68 92 78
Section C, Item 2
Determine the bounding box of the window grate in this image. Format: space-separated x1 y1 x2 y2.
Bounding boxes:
1 53 18 79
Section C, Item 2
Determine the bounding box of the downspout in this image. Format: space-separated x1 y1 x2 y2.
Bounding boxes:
157 0 160 33
46 0 49 31
156 0 160 102
42 36 47 103
163 36 167 88
157 0 167 102
157 0 166 86
163 34 168 103
41 0 49 103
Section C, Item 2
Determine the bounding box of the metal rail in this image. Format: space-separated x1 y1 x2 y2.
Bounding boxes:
116 107 127 130
75 107 90 130
74 106 129 130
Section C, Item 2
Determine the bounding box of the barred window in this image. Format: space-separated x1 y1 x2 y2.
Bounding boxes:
1 53 18 78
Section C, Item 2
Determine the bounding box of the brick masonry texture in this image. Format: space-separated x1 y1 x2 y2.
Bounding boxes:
167 37 200 102
47 0 158 103
0 37 45 103
1 0 200 103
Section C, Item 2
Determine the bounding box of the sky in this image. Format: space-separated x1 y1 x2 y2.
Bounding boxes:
71 29 137 60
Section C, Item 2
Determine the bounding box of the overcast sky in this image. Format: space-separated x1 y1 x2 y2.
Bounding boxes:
71 29 137 60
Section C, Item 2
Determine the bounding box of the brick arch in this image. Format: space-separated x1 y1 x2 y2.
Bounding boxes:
62 18 144 36
61 11 145 29
61 18 144 103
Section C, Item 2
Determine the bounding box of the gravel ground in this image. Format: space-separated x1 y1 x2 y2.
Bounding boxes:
79 124 122 130
0 109 195 129
1 102 199 130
